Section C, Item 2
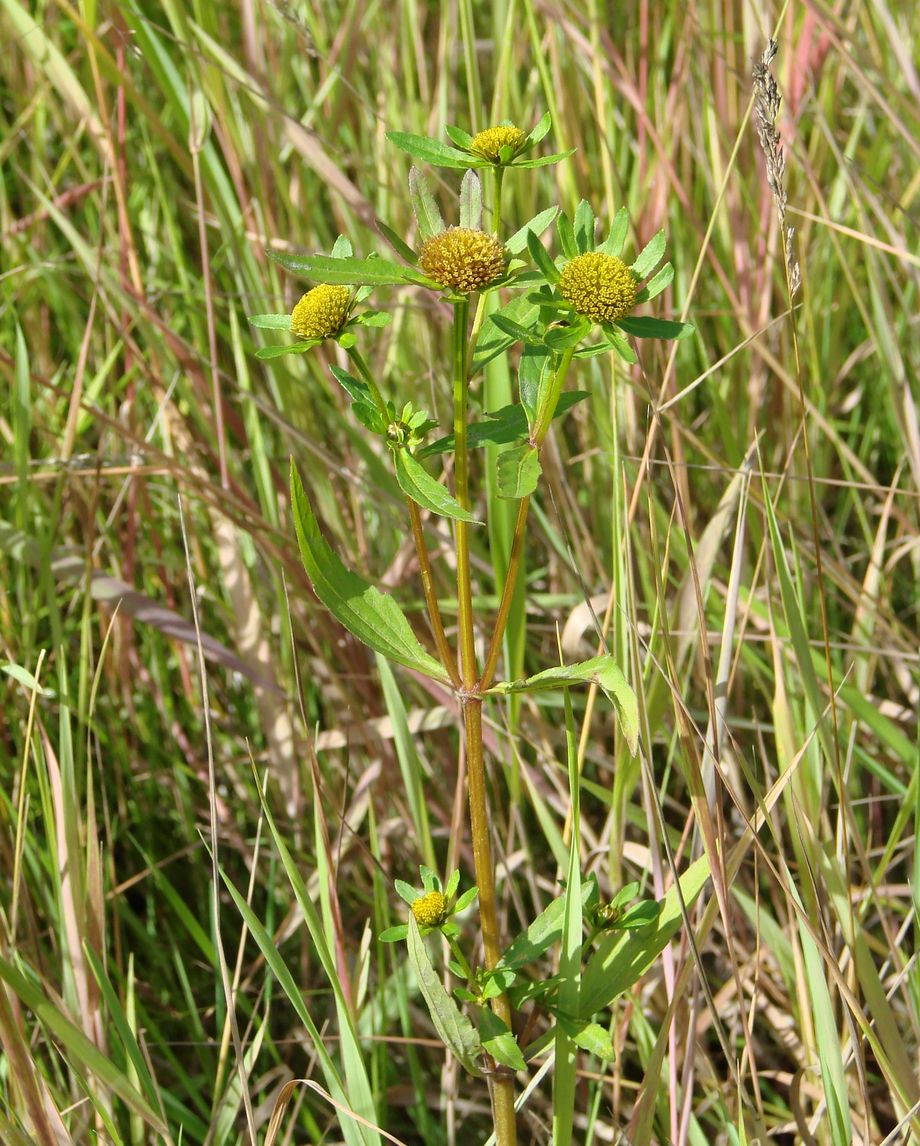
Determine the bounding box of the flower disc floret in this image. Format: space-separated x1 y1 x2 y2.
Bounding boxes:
470 124 527 162
290 284 351 340
419 228 506 293
411 890 449 928
559 252 638 324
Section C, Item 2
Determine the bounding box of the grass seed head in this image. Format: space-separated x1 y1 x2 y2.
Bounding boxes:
291 284 351 340
419 227 506 292
559 251 638 323
470 124 527 162
411 890 449 928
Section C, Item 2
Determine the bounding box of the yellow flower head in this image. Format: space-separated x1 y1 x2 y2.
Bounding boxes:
290 284 351 340
419 228 506 293
559 252 638 324
470 124 527 162
411 890 449 929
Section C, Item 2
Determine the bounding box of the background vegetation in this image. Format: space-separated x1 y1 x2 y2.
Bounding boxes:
1 1 918 1143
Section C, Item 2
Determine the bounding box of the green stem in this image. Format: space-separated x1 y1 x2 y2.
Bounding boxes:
478 345 575 693
469 166 506 354
452 296 517 1146
452 298 476 688
345 346 389 419
348 345 458 686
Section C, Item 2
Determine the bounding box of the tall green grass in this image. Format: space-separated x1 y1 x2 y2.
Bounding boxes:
1 1 918 1142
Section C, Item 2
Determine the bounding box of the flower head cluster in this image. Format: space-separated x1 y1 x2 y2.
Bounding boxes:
290 284 351 340
379 866 479 943
559 252 638 324
419 227 507 293
249 236 393 361
411 890 449 928
469 124 528 163
521 200 692 362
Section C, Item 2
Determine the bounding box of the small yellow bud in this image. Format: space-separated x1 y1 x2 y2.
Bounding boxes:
419 228 506 293
290 284 351 340
559 252 638 324
411 890 449 929
469 124 527 163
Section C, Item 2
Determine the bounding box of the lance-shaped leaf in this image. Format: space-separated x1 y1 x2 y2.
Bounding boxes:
524 111 553 148
599 206 629 258
418 392 589 458
248 313 293 329
290 462 448 681
407 918 483 1076
630 229 667 278
497 444 542 500
579 855 710 1016
635 261 674 303
458 169 483 230
616 316 694 341
393 451 481 523
269 250 434 287
479 1010 526 1072
489 654 638 755
408 167 444 243
505 206 559 255
386 131 480 169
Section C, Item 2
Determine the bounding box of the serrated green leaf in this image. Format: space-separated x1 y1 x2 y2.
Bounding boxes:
376 219 419 264
453 885 479 914
616 316 693 340
599 207 629 257
556 211 577 259
418 392 589 458
255 341 317 359
598 323 639 363
489 655 638 754
481 968 517 998
526 229 561 282
378 925 409 943
459 169 483 230
635 261 674 302
330 234 353 258
393 450 481 522
479 1009 526 1072
490 313 539 343
544 318 590 350
387 131 480 169
269 250 430 286
574 199 595 252
445 124 474 149
505 206 559 255
579 855 710 1016
619 901 663 929
353 310 392 327
497 444 542 500
512 149 576 169
408 166 444 243
630 228 667 278
290 462 448 681
394 880 420 905
407 918 482 1076
525 111 552 148
498 880 593 970
247 313 292 329
564 1019 614 1060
